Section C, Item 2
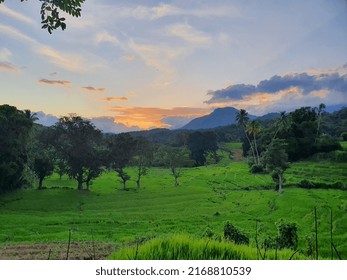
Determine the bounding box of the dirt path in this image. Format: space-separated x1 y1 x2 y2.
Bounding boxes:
0 241 114 260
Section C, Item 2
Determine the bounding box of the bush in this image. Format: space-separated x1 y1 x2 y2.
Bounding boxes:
298 180 346 190
224 222 249 245
341 132 347 141
276 222 298 250
250 164 264 174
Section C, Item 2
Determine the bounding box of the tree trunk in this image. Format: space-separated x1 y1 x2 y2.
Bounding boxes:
174 176 179 187
136 178 140 189
253 134 260 165
243 126 256 163
278 172 283 192
122 179 126 190
77 172 83 190
38 177 43 190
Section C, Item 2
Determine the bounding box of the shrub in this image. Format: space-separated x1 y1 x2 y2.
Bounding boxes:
224 222 249 245
250 164 264 174
341 132 347 141
276 222 298 250
298 179 346 190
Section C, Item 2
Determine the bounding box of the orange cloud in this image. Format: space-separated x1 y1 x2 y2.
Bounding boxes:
121 55 136 61
108 106 210 129
38 79 71 85
103 97 128 102
0 62 18 72
81 86 106 92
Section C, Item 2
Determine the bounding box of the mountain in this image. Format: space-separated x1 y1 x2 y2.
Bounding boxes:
181 107 257 130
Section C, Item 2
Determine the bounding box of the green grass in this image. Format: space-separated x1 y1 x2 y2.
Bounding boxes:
0 154 346 259
109 234 305 260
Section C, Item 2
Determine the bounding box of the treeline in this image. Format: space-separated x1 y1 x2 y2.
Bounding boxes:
0 105 219 193
234 105 345 191
0 104 345 194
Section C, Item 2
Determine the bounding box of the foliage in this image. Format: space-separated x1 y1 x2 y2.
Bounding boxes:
108 235 303 260
0 0 85 33
107 133 136 190
276 222 298 250
250 164 264 174
131 137 154 189
298 179 345 190
224 222 249 245
0 105 34 193
159 146 194 186
341 133 347 141
187 131 218 166
262 139 289 191
52 114 103 190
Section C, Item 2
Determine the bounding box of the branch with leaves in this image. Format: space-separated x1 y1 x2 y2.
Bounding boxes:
0 0 85 33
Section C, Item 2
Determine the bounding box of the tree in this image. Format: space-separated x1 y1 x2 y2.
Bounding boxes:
131 138 154 190
187 131 218 166
246 120 261 165
33 150 54 189
272 111 288 140
161 146 193 187
236 109 256 163
52 114 103 190
262 139 289 192
0 0 85 33
315 103 326 143
107 133 136 190
0 105 34 194
31 127 55 189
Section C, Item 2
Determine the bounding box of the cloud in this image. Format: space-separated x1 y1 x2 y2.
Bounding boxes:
95 31 119 45
114 3 236 20
81 86 106 92
206 68 347 104
160 116 196 130
108 106 210 129
0 24 101 73
0 62 18 72
38 79 71 85
128 41 182 74
121 55 136 61
0 48 12 61
35 111 59 127
0 5 35 24
37 46 89 73
103 97 128 102
89 117 140 133
35 111 140 133
205 65 347 115
0 24 37 45
166 23 211 45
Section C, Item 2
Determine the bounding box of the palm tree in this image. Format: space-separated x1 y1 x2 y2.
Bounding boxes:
272 111 288 140
247 120 261 165
315 103 326 143
236 109 256 163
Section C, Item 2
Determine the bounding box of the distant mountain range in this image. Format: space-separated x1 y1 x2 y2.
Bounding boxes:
34 104 346 133
179 104 346 130
180 107 279 130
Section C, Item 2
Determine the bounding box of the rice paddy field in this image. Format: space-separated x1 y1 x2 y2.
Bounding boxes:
0 143 346 260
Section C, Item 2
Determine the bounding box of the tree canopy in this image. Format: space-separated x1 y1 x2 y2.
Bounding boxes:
0 0 85 33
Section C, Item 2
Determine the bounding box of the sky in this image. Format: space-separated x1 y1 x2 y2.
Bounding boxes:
1 0 347 132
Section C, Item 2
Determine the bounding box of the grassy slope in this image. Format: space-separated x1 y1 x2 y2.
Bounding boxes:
0 143 346 259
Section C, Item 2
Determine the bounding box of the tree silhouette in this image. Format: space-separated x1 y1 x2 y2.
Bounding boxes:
236 109 256 163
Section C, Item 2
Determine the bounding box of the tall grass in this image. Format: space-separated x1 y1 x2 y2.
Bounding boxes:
108 235 304 260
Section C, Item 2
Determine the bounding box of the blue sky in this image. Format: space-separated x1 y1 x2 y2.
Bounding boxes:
1 0 346 131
